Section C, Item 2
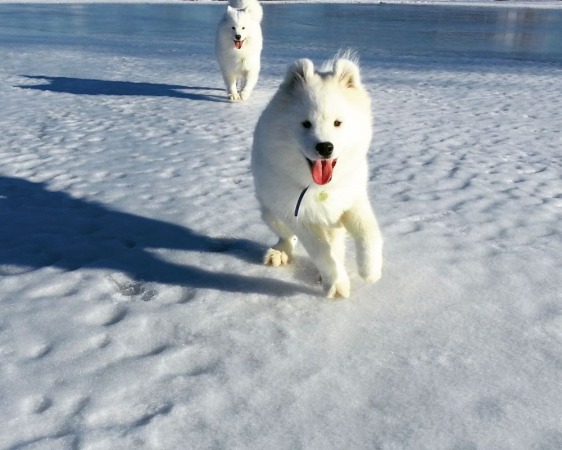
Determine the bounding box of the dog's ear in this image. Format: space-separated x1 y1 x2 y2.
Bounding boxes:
334 58 362 89
283 59 315 90
226 5 237 16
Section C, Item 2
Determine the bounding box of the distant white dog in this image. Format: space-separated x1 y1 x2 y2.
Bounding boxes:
215 5 262 101
228 0 263 23
251 56 383 298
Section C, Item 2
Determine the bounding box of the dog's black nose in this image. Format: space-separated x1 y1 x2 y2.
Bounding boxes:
235 34 242 40
315 142 334 158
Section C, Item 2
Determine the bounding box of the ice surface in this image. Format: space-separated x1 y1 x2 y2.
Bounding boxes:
0 3 561 449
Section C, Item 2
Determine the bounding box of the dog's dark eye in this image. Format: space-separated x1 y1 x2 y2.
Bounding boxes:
334 120 342 127
242 27 245 30
302 120 312 129
232 27 235 30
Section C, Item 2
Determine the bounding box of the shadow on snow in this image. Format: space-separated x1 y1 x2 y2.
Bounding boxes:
17 75 227 102
0 176 315 297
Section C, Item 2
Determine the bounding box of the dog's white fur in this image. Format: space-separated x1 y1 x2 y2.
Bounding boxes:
251 56 383 298
228 0 263 23
215 5 262 101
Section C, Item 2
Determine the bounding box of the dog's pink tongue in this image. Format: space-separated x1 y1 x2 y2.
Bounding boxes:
234 40 243 49
311 159 336 185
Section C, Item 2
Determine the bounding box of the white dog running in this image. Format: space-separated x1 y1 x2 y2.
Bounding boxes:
251 56 383 298
215 5 262 101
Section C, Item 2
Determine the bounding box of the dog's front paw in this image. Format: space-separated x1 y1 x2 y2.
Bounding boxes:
240 90 252 101
264 248 289 267
324 274 351 299
361 267 381 284
359 255 382 284
228 92 241 101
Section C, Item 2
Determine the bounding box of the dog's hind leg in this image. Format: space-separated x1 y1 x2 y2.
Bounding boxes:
297 225 350 299
240 68 259 101
261 209 297 266
222 72 240 101
341 196 383 284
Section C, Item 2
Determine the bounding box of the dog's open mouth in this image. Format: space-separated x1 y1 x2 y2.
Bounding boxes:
307 158 337 185
233 40 245 49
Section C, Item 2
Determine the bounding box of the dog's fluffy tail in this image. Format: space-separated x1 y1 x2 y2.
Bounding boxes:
228 0 263 23
320 50 360 73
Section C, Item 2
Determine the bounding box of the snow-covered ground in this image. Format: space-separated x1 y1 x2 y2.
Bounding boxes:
3 0 562 6
1 2 561 449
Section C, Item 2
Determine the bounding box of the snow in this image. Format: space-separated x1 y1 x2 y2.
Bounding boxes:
1 2 561 449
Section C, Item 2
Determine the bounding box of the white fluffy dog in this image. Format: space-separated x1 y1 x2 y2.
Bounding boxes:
215 5 262 101
251 56 383 298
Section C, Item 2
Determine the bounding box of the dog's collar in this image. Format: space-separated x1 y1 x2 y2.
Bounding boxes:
294 186 332 217
294 186 309 217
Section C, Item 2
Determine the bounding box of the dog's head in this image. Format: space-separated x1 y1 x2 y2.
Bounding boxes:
222 6 254 49
277 56 372 185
